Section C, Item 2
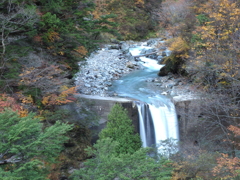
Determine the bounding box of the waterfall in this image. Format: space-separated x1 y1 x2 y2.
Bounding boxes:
136 101 179 155
136 102 156 147
110 40 180 155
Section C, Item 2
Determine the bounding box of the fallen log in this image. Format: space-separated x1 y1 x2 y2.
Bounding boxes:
133 51 158 58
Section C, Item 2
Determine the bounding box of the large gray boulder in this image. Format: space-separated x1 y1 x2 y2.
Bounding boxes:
158 66 168 76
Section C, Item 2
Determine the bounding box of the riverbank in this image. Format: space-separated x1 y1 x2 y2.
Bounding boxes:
75 43 140 96
75 38 200 101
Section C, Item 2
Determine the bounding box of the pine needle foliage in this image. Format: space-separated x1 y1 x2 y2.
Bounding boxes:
0 109 73 180
71 138 173 180
99 103 142 155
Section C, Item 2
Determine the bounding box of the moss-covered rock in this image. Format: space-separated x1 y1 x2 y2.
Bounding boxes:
158 54 187 76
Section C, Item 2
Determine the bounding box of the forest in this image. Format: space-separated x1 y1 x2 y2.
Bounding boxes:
0 0 240 179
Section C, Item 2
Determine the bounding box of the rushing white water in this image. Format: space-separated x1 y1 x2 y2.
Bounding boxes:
129 47 164 72
137 104 147 148
110 42 179 155
139 57 164 71
149 103 179 154
136 100 179 155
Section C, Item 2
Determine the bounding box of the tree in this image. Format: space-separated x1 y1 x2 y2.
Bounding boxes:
93 0 157 40
34 0 119 73
0 0 119 93
171 146 219 179
158 0 194 37
0 0 39 91
190 0 240 91
0 0 38 70
70 138 173 180
99 103 142 155
212 124 240 179
171 92 240 179
0 109 73 180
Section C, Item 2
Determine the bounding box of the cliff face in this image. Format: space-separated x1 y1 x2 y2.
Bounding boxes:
70 94 201 144
174 98 202 142
62 95 139 143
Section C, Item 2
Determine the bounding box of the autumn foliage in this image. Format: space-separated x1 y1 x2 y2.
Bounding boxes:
167 37 190 59
19 63 70 94
0 94 28 117
158 0 193 36
72 46 88 58
0 94 21 112
212 125 240 179
160 0 240 179
212 153 240 179
42 86 76 106
159 0 240 90
191 0 240 88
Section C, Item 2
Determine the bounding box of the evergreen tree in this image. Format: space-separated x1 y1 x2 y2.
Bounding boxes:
0 109 73 180
70 138 173 180
99 103 142 155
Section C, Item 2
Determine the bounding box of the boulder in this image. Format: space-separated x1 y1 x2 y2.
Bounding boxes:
84 83 91 88
140 48 155 55
147 54 158 59
157 60 163 65
109 44 120 50
162 51 167 57
120 42 130 53
158 54 185 76
126 61 136 68
147 39 158 46
125 52 135 61
157 56 162 61
110 38 120 44
105 82 112 86
158 66 168 76
159 46 167 50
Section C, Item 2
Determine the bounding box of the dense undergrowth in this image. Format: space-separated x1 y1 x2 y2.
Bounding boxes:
0 0 162 179
0 0 159 108
158 0 240 179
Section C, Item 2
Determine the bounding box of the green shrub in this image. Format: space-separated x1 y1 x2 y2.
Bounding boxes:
99 103 142 155
70 138 173 180
0 109 73 180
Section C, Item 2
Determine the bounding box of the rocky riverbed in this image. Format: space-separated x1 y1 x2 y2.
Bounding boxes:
75 38 199 101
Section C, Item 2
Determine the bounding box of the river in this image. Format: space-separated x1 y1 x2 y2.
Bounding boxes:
109 44 179 155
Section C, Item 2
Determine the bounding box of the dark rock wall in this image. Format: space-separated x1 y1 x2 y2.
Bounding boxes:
73 95 139 144
174 99 202 144
64 94 202 146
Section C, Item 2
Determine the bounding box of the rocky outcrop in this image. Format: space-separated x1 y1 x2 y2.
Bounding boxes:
72 94 139 144
158 54 186 76
173 96 202 140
